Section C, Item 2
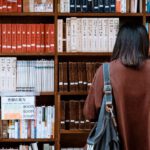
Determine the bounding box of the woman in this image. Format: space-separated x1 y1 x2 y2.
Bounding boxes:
83 23 150 150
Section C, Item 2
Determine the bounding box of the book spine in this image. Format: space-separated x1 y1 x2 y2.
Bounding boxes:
81 0 88 12
16 24 22 53
12 24 17 53
2 24 7 53
0 0 2 12
22 24 27 53
104 0 110 12
99 0 104 12
17 0 22 12
87 0 92 12
76 0 81 12
26 24 32 53
70 0 76 12
50 24 55 52
31 24 36 53
110 0 116 12
93 0 99 12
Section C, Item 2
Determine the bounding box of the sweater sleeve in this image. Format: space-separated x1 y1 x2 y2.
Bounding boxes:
83 65 104 121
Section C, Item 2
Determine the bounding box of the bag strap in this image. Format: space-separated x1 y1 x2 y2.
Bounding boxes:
103 63 112 105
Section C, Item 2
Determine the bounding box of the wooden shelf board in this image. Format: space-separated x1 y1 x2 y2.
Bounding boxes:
58 13 144 17
146 13 150 17
0 53 55 56
0 12 55 16
58 52 112 56
61 129 90 134
0 138 55 142
58 91 88 95
40 92 55 95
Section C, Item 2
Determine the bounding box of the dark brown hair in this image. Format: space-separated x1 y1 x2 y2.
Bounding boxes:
111 23 149 68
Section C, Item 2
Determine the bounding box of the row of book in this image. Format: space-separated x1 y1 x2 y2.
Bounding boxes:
57 17 119 53
0 106 55 139
59 0 142 13
0 0 53 12
0 143 54 150
23 0 53 12
0 24 54 54
61 100 94 130
0 0 22 12
0 57 54 92
59 61 101 92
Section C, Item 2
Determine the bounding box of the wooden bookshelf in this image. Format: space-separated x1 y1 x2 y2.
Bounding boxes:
0 138 55 142
0 0 148 149
58 52 112 57
58 12 145 17
0 12 55 16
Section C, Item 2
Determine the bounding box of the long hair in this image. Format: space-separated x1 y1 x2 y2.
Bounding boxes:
111 23 149 68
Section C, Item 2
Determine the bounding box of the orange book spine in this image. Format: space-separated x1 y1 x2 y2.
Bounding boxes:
116 0 121 13
31 24 36 53
0 0 2 12
50 24 54 52
16 24 22 53
12 24 17 53
11 1 17 12
2 24 7 53
0 24 2 53
40 24 45 53
7 24 12 53
17 0 22 12
26 24 32 53
7 1 12 12
22 24 27 53
2 0 7 12
36 24 41 53
45 24 50 53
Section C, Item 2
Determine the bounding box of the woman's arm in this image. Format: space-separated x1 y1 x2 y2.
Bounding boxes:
83 65 104 121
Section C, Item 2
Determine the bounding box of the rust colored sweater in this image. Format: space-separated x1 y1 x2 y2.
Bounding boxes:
84 59 150 150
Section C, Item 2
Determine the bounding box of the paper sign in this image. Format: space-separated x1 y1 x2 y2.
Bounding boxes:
1 96 35 120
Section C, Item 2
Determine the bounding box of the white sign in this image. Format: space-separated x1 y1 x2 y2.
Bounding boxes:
1 96 35 120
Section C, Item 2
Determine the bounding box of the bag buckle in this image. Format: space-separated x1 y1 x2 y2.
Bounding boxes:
106 104 117 127
103 85 112 94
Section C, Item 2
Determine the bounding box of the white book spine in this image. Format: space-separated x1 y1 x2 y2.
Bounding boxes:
70 17 77 52
66 18 71 52
57 19 63 52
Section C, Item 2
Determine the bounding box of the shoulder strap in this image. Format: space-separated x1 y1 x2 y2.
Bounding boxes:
103 63 112 105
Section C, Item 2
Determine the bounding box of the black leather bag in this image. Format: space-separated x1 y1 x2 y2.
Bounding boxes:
86 63 121 150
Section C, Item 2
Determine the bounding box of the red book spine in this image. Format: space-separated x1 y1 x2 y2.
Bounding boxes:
0 24 2 53
7 0 12 12
2 24 7 53
45 24 50 53
31 24 36 53
0 0 2 12
40 24 45 53
26 24 32 53
50 24 54 52
17 0 22 13
2 0 7 12
16 24 22 53
22 24 27 53
12 24 17 53
11 0 17 12
36 24 41 53
7 24 12 53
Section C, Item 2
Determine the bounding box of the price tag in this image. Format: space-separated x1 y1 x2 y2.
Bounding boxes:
1 96 35 120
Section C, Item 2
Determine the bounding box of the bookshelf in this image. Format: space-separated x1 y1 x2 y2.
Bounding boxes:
0 0 148 149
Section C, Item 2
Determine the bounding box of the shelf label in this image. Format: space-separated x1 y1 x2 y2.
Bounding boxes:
1 96 35 120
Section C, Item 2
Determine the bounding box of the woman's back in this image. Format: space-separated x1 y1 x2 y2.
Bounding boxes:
84 60 150 150
110 59 150 150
